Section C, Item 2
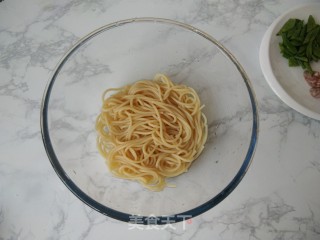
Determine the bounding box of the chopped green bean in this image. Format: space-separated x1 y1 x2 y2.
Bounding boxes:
307 15 316 32
295 56 308 62
277 18 296 35
303 26 319 44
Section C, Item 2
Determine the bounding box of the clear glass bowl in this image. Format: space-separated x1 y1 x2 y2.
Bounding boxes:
41 18 258 224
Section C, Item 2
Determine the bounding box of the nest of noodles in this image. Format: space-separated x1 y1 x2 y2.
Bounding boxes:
96 74 207 191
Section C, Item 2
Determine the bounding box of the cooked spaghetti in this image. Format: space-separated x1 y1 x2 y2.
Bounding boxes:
96 74 208 191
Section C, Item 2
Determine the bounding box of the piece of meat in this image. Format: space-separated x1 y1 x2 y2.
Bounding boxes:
310 87 320 98
304 71 320 88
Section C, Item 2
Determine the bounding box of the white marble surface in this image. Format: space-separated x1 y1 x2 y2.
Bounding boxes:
1 0 320 239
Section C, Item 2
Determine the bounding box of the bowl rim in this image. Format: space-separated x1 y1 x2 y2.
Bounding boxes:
40 17 259 225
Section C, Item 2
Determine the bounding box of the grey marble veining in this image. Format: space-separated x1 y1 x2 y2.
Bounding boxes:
1 0 320 239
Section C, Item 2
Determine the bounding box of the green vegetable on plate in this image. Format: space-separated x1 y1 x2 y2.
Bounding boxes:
277 15 320 73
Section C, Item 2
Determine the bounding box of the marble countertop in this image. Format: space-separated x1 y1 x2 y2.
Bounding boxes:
1 0 320 239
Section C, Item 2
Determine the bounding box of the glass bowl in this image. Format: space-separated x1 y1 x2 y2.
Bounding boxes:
41 18 258 224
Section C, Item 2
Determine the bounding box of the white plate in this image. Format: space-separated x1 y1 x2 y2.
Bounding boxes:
260 3 320 120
